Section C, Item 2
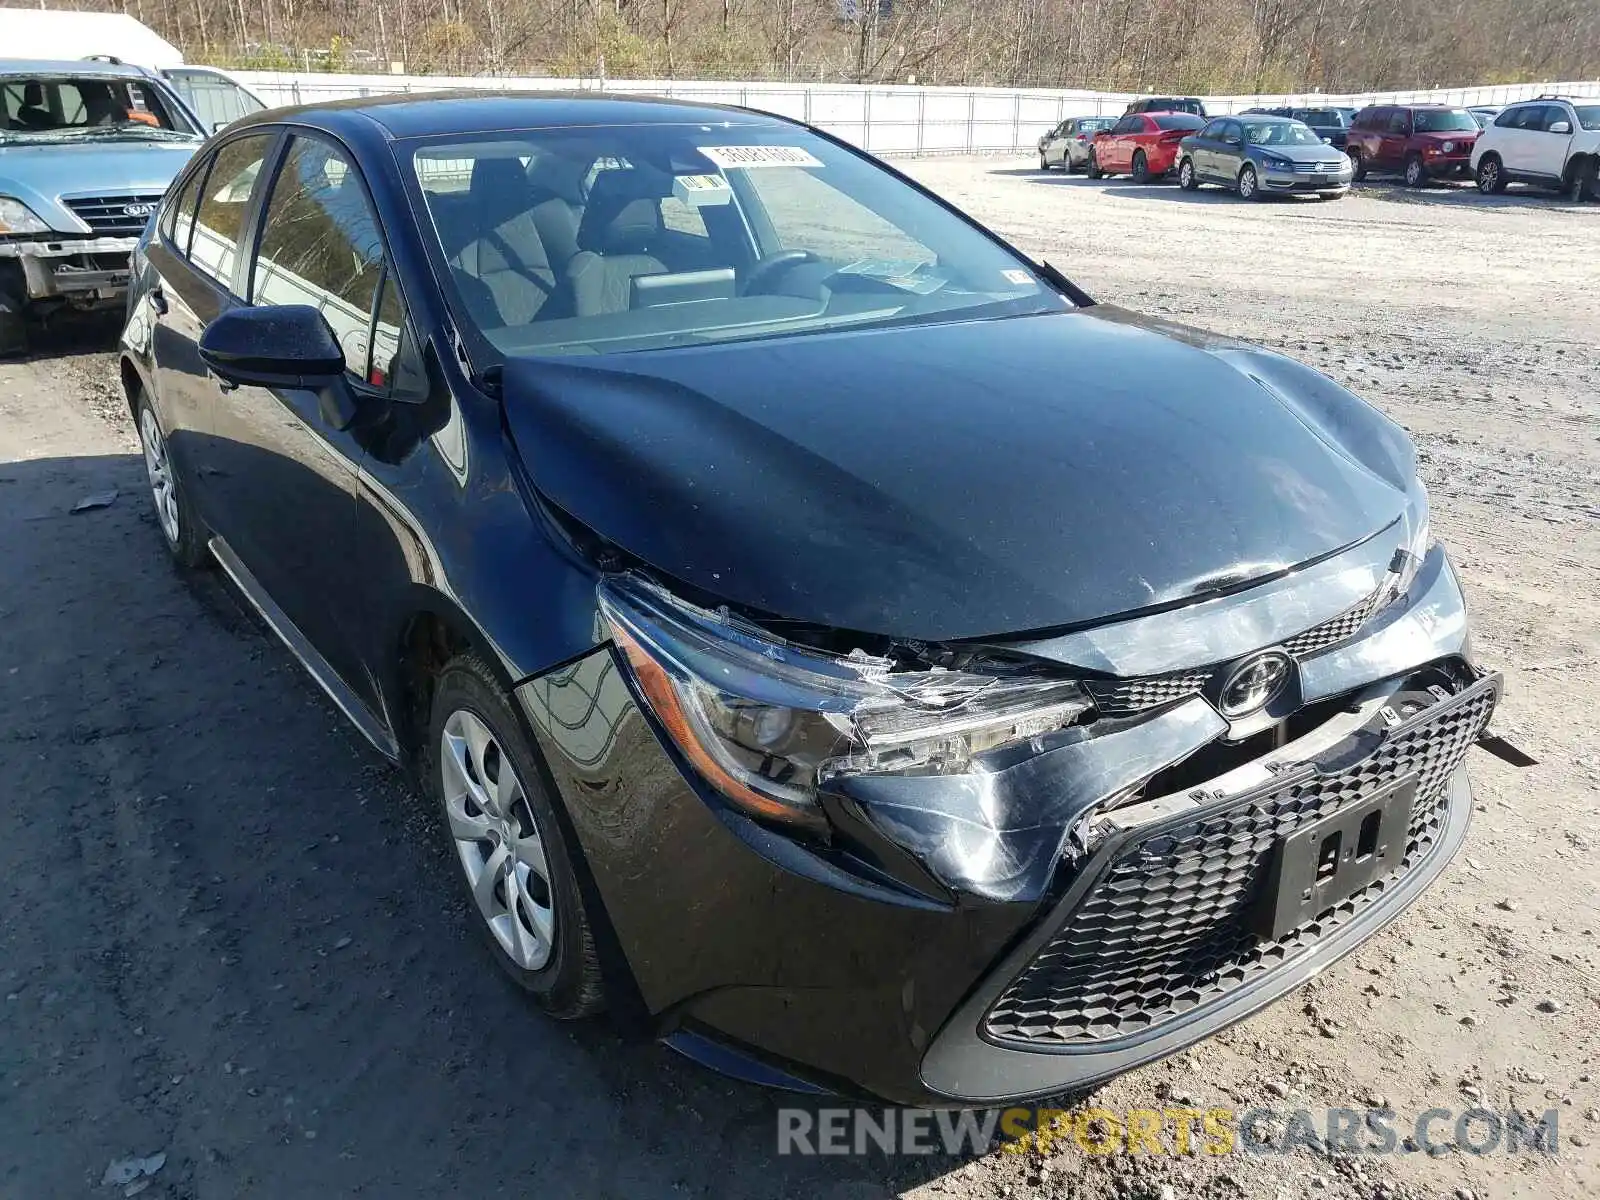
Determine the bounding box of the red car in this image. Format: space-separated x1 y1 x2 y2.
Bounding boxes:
1088 112 1207 182
1344 104 1480 186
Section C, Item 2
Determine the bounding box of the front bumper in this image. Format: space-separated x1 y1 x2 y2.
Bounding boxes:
0 235 139 301
1263 167 1354 192
1420 155 1473 177
515 544 1495 1105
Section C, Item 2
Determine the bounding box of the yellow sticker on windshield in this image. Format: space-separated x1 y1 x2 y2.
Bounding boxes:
700 145 824 170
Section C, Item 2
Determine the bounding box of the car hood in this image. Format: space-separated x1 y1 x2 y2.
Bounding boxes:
0 140 198 225
502 306 1417 642
1253 141 1342 162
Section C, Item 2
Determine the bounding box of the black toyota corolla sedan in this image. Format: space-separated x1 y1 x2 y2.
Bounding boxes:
119 92 1499 1106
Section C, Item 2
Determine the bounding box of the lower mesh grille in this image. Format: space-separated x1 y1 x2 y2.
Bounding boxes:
982 680 1497 1047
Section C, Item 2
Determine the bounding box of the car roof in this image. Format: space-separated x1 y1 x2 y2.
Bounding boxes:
231 89 787 141
1236 113 1297 122
0 57 153 79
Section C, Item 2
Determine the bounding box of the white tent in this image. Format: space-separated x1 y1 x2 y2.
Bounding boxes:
0 8 184 68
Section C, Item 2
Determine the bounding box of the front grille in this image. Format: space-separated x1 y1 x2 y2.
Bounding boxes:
982 679 1497 1047
1084 588 1385 717
1084 671 1212 717
63 194 164 237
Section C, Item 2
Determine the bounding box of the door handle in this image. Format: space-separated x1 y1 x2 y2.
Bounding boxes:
149 286 168 315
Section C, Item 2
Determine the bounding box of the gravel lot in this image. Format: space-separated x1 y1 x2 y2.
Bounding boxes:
1 159 1596 1200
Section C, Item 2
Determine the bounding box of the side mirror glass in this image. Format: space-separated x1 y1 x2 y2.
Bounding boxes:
1549 120 1571 134
200 305 346 390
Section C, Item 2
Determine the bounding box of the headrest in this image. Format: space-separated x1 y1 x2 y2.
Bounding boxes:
468 157 533 228
577 171 666 254
526 152 587 206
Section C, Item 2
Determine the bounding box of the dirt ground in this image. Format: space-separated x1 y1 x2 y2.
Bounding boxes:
0 160 1596 1200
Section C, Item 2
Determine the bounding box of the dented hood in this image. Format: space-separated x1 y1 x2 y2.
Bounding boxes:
502 306 1417 641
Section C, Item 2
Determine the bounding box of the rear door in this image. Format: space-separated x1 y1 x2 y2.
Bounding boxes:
207 132 394 701
1190 119 1226 179
145 130 278 532
1379 108 1411 168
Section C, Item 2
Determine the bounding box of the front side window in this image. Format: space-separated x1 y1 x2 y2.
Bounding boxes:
189 133 274 288
1412 109 1477 133
1111 116 1141 135
409 125 1065 361
163 168 202 255
1387 111 1411 133
0 75 196 142
252 136 388 381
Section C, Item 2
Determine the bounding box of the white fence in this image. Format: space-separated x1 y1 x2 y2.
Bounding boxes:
236 70 1600 157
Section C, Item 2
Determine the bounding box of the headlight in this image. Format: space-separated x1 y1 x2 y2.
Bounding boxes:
1441 141 1456 153
1384 485 1432 605
1263 156 1293 170
601 578 1090 827
0 197 50 235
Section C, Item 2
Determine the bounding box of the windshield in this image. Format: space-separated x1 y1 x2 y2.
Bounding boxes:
1412 109 1478 133
1575 105 1600 131
0 76 196 142
1153 114 1205 131
1242 120 1324 147
410 125 1066 360
1297 109 1346 128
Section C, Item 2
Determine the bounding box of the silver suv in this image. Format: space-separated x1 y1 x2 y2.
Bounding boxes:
0 58 203 353
1470 95 1600 199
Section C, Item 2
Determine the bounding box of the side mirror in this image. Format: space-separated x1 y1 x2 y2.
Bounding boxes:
1549 120 1571 134
213 119 232 134
200 305 345 388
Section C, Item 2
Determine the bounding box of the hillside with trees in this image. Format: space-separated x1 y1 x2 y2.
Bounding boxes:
71 0 1600 91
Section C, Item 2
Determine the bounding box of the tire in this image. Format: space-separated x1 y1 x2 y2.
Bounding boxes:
135 390 209 570
1476 154 1506 195
1347 148 1367 182
0 286 27 358
1178 157 1198 190
1238 163 1262 201
1563 156 1598 202
1403 153 1427 188
1039 150 1051 172
427 653 605 1019
1063 150 1079 175
1131 150 1151 184
1086 150 1103 180
1318 190 1347 200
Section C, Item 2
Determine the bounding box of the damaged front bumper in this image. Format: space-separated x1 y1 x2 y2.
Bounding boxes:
0 235 139 301
514 541 1497 1105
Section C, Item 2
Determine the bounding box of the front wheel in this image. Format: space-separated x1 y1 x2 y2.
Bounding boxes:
428 653 606 1018
1476 154 1506 195
135 391 209 570
1086 150 1104 180
1403 154 1427 188
1131 150 1151 184
1039 150 1051 172
1347 148 1367 182
0 284 27 358
1238 163 1262 201
1178 157 1198 190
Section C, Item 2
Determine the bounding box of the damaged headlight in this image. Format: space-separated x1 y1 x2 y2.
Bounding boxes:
600 578 1090 826
1382 483 1433 607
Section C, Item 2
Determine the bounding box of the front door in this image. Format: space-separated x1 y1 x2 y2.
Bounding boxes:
206 132 393 702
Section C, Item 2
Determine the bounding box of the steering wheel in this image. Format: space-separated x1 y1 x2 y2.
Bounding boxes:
740 250 818 295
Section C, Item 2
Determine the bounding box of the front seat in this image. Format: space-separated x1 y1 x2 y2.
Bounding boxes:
450 158 560 329
566 172 669 317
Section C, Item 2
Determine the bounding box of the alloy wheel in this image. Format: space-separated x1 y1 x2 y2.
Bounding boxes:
138 406 180 547
440 709 556 971
1179 159 1195 190
1478 158 1499 194
1239 165 1257 199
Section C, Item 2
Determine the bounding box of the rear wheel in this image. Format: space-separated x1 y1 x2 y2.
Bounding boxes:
1476 154 1506 195
135 391 209 570
1178 157 1198 190
1347 147 1367 182
1131 150 1151 184
1238 163 1262 200
1403 153 1427 188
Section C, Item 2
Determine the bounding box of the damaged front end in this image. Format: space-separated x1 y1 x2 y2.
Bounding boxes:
515 515 1497 1105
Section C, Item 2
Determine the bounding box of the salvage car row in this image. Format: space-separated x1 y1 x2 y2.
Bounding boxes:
1037 96 1600 202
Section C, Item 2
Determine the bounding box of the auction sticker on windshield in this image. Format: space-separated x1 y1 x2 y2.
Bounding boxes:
700 145 824 169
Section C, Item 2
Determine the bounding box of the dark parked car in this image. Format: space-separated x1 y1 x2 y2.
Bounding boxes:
120 92 1498 1106
1124 95 1207 118
1345 104 1480 185
1178 115 1353 199
1241 105 1353 150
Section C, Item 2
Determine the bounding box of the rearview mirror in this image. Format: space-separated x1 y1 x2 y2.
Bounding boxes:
1549 120 1571 134
200 305 346 389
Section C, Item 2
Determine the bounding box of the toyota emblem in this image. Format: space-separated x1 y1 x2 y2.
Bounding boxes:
1218 651 1292 717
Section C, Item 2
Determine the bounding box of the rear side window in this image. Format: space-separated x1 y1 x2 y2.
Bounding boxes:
251 135 388 382
189 133 274 289
1387 110 1411 133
